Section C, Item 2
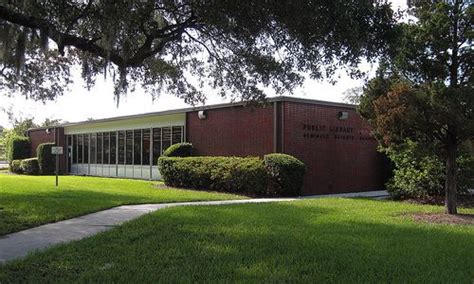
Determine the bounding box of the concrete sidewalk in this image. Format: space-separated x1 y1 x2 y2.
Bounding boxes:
0 190 387 264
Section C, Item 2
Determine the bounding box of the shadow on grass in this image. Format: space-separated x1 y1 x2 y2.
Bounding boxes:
0 201 472 282
0 188 243 236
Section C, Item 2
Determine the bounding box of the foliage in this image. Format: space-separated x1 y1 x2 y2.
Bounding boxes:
159 155 307 196
384 140 473 199
0 174 242 235
9 159 22 174
162 143 194 157
36 143 55 175
0 1 395 103
6 136 30 163
0 126 4 160
0 199 472 283
158 156 268 195
264 153 306 196
358 0 473 213
20 157 39 175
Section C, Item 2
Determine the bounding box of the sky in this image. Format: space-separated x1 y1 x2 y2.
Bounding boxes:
0 0 406 128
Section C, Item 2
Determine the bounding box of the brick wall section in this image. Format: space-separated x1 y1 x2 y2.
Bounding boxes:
186 105 274 157
28 127 67 174
281 101 386 195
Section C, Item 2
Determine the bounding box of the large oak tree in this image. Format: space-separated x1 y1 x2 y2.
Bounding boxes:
0 0 395 104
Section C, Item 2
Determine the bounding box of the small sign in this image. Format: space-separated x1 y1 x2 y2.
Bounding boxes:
51 146 63 155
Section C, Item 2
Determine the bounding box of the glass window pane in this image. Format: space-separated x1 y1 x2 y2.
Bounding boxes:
152 128 161 165
97 133 103 164
73 135 78 164
162 127 171 154
78 135 83 163
110 132 116 164
118 131 125 164
84 134 89 164
142 129 150 165
134 130 141 165
104 133 110 164
172 126 183 144
126 130 133 165
90 133 97 164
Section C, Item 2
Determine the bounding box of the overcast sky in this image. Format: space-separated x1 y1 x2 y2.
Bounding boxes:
0 0 406 128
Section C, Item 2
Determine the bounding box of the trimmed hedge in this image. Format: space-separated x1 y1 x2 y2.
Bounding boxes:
20 158 39 175
37 143 56 174
158 153 306 196
7 136 31 164
264 153 306 196
162 143 194 157
10 159 23 174
158 156 267 195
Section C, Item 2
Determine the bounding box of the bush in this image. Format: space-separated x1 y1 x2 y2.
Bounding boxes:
10 159 23 174
384 140 472 199
7 136 31 164
20 158 39 175
158 154 307 196
264 153 306 196
158 156 267 195
162 143 194 157
37 143 56 174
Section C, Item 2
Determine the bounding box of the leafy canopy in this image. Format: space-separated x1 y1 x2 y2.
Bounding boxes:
0 0 395 104
359 0 473 148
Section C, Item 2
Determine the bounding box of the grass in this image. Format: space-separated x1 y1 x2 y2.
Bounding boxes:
0 173 244 235
0 198 472 282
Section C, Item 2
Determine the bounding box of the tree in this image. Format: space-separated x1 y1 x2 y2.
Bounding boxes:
0 1 396 104
359 0 473 214
40 118 63 127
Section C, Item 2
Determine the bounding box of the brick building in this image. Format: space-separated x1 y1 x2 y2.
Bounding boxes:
28 97 388 195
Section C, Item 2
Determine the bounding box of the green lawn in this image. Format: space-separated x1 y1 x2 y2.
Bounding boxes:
0 173 244 235
0 198 472 282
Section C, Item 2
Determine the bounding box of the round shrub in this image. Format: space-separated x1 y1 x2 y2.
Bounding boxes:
264 153 306 196
162 143 194 157
7 136 31 164
37 143 56 175
21 158 40 175
10 159 23 174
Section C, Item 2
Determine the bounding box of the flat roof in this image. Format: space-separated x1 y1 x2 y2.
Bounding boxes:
29 96 356 130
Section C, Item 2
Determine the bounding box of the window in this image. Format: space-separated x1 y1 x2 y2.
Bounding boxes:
78 135 83 163
73 135 78 163
142 129 150 165
172 126 183 144
162 127 171 154
83 134 89 164
90 133 97 164
110 132 116 164
134 130 141 165
97 133 103 164
126 130 133 165
152 128 161 164
118 131 125 164
104 132 110 164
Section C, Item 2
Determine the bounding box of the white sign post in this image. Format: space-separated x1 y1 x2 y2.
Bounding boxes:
51 146 63 187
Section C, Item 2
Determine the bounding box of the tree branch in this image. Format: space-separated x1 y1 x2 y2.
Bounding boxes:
0 5 196 68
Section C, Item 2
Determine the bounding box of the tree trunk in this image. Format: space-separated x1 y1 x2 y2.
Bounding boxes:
445 131 457 215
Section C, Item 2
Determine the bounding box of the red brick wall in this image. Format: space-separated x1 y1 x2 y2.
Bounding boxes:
28 127 67 173
281 101 386 195
186 105 274 157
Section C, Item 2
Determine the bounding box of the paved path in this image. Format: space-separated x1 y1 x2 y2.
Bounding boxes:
0 190 388 264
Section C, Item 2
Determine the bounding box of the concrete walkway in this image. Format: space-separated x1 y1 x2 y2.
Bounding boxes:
0 190 388 264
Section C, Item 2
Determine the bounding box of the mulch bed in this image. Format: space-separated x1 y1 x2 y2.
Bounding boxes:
407 213 474 225
400 195 474 225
